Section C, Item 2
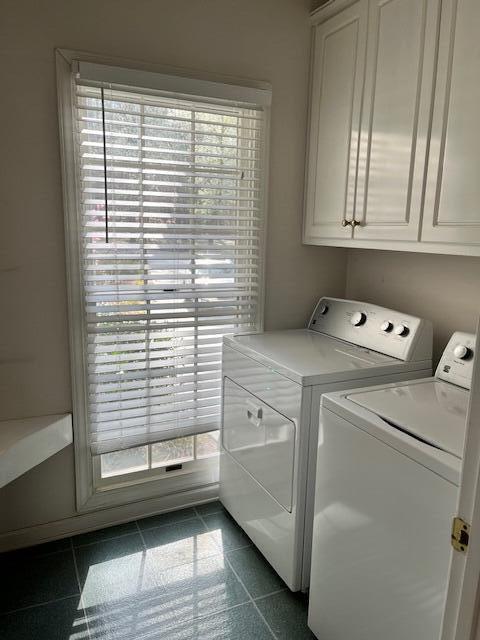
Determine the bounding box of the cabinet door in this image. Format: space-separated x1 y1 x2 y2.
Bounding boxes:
422 0 480 246
354 0 439 242
303 0 367 243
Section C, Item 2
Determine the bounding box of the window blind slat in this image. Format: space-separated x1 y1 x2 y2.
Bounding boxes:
80 169 263 192
79 155 263 179
90 370 222 394
74 78 265 455
76 99 266 128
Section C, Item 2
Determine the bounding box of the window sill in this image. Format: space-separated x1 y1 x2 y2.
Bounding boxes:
0 414 72 488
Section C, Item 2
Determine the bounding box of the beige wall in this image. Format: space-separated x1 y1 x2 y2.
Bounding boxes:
0 0 346 536
7 0 476 542
346 249 480 364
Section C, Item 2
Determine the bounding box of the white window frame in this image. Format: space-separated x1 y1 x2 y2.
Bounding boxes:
56 49 270 512
93 432 220 491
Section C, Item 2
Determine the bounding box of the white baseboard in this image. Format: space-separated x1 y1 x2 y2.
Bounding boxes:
0 483 219 553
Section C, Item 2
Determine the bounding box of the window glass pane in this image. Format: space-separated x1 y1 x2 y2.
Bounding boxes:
151 436 194 468
101 446 148 478
196 430 220 459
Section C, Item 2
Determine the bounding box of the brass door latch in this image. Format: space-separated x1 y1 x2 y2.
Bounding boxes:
451 517 470 553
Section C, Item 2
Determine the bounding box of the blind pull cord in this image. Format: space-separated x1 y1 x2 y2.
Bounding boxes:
101 87 109 243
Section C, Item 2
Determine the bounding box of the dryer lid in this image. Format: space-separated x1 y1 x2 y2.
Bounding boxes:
347 380 469 458
224 329 400 386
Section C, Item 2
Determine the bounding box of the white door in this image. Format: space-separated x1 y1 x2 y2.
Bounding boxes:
303 0 367 243
441 320 480 640
222 377 296 512
353 0 440 242
423 0 480 247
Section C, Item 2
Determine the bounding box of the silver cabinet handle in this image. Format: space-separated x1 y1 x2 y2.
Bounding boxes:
341 218 352 227
351 219 361 227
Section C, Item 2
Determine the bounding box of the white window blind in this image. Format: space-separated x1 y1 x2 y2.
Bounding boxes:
73 70 267 456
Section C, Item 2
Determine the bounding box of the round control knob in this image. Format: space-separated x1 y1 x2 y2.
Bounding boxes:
381 321 393 333
394 324 409 337
351 312 367 327
318 303 329 315
454 344 471 360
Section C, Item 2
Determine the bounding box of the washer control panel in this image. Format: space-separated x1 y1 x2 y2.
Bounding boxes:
436 332 477 389
309 297 432 362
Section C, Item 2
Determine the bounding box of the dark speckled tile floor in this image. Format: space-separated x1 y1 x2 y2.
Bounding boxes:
0 502 315 639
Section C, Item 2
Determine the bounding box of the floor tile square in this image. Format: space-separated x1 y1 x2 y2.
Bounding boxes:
256 590 315 639
0 549 79 613
227 545 286 599
1 595 88 640
73 533 157 609
72 521 139 547
158 554 249 621
82 590 165 640
202 512 251 552
137 507 198 531
85 599 273 640
159 602 274 639
142 519 220 572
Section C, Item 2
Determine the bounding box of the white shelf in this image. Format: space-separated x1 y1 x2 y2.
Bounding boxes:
0 414 73 488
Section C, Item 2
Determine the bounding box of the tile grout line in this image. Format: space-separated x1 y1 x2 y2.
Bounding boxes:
222 554 280 640
73 513 202 550
0 593 81 617
134 519 147 550
193 505 224 518
73 529 142 549
0 583 288 620
193 506 253 554
138 514 199 533
223 541 252 553
174 599 253 626
195 510 279 640
253 587 288 602
70 538 92 640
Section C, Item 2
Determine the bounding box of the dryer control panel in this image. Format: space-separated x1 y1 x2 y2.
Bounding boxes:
436 332 477 390
308 297 433 362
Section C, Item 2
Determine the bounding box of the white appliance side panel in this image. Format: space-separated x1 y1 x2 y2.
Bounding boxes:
301 367 431 590
308 408 458 640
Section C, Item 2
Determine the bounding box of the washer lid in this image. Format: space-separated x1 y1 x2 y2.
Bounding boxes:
347 380 469 458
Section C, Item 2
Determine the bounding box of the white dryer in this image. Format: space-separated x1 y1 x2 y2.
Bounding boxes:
219 297 433 591
308 331 476 640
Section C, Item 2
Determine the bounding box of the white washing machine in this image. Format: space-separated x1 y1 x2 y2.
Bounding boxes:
219 297 433 591
308 331 476 640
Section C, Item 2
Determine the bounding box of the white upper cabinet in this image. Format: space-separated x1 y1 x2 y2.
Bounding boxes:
303 0 367 242
422 0 480 248
354 0 439 242
304 0 480 255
